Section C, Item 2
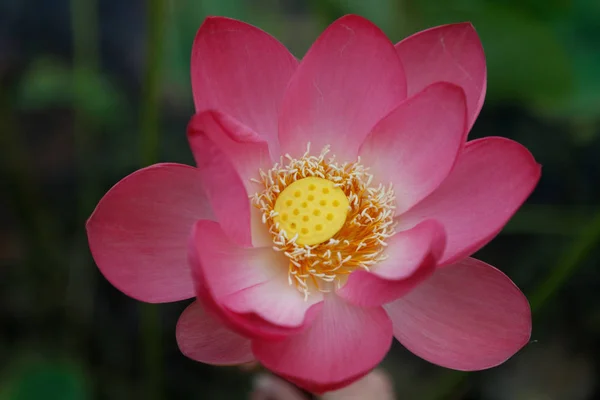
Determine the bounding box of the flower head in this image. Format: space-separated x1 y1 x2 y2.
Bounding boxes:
87 15 540 393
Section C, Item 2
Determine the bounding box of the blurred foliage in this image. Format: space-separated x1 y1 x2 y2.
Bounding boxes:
16 57 128 129
13 0 600 125
1 359 89 400
1 0 600 399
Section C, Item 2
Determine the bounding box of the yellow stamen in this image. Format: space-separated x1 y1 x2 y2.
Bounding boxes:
273 177 349 246
251 145 396 298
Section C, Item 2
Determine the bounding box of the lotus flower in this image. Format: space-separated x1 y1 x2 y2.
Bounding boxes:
87 15 540 393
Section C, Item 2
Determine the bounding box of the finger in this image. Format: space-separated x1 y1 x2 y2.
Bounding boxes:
250 374 309 400
321 369 394 400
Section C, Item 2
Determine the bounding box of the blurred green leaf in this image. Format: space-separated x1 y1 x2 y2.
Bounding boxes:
16 57 128 128
558 47 600 120
479 5 573 109
3 361 89 400
16 58 72 105
493 0 572 19
324 0 400 37
199 0 247 19
540 0 600 120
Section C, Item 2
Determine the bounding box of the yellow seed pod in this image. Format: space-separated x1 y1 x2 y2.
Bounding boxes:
273 177 349 246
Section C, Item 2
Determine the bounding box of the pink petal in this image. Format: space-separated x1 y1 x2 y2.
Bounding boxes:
396 23 486 130
385 257 531 371
176 301 254 365
278 15 406 162
187 112 271 248
86 163 213 303
189 219 321 340
359 82 468 214
398 137 541 265
191 16 298 155
337 220 446 307
252 294 393 394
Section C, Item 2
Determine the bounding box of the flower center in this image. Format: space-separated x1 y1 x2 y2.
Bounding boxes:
251 145 396 298
273 177 350 246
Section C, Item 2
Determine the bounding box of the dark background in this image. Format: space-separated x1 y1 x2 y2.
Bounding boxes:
1 0 599 399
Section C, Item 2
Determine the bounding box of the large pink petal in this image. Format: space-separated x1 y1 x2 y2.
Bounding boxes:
189 219 321 340
86 163 213 303
191 16 298 155
187 112 271 248
252 294 393 394
385 257 531 371
176 301 254 365
396 23 486 131
359 82 467 214
278 15 406 162
398 137 541 265
337 220 446 307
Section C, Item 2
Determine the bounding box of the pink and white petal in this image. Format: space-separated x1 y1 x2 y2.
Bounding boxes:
176 301 254 365
189 219 321 339
193 259 317 341
252 294 393 394
192 17 298 154
398 137 541 265
191 232 320 341
188 116 270 248
279 15 406 162
222 300 324 342
359 82 468 214
189 219 280 300
224 277 323 328
385 257 531 371
337 220 446 307
396 23 486 130
188 111 272 193
86 163 213 303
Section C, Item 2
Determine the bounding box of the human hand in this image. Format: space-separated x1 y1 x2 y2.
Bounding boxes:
250 369 394 400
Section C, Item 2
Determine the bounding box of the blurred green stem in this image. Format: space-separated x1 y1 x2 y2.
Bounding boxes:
529 211 600 311
0 93 62 307
504 205 596 236
140 0 168 165
71 0 99 220
429 210 600 399
139 0 169 399
68 0 99 350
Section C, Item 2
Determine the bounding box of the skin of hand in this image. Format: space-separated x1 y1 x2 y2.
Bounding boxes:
249 369 394 400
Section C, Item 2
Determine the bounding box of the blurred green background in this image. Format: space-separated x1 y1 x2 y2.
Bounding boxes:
1 0 599 399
